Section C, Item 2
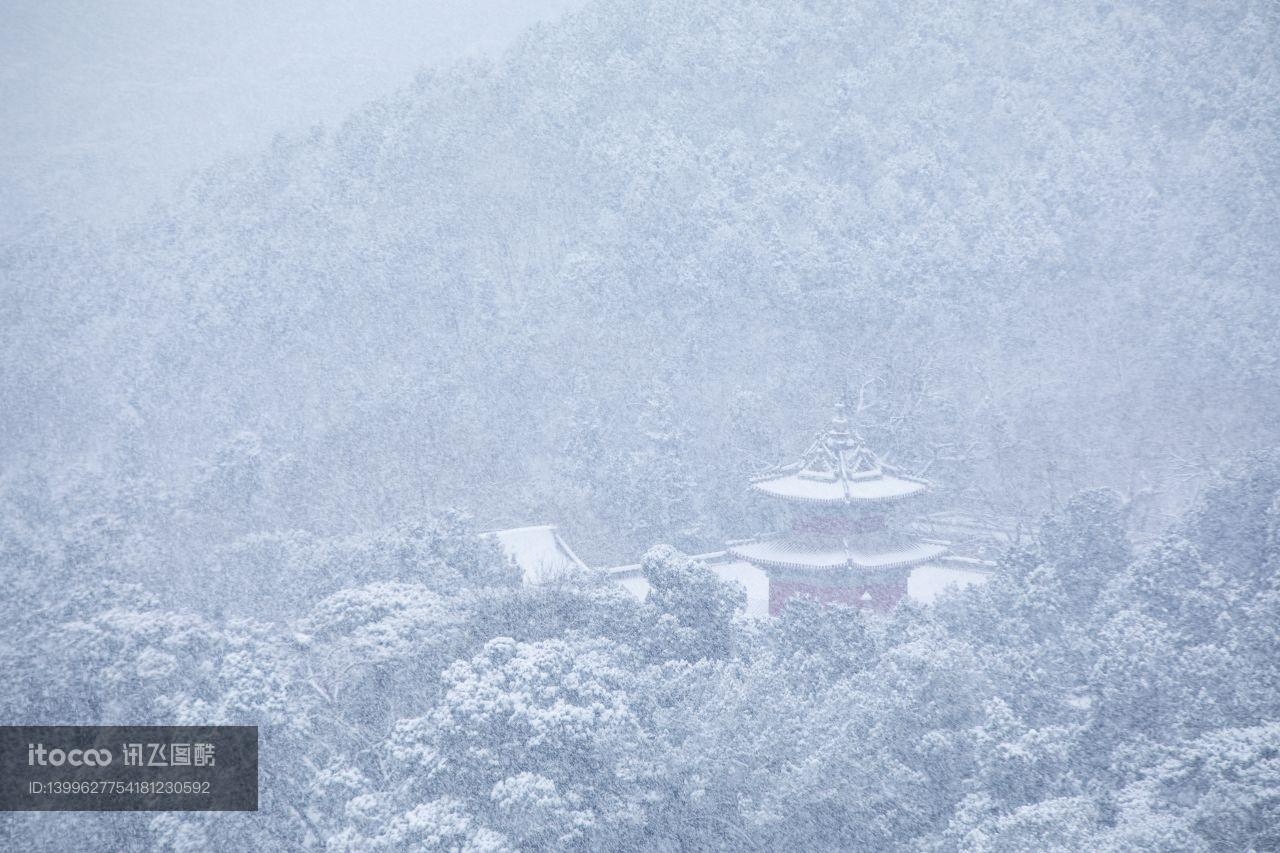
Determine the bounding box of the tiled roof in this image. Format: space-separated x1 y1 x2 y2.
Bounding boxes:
728 535 947 571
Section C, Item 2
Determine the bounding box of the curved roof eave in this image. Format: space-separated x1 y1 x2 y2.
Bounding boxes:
749 479 928 504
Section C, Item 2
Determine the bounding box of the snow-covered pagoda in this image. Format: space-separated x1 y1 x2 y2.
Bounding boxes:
728 404 947 615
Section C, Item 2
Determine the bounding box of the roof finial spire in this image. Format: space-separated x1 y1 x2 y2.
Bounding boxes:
828 396 861 451
831 398 849 432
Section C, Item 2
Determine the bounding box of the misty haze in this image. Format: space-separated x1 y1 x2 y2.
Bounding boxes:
2 0 1278 850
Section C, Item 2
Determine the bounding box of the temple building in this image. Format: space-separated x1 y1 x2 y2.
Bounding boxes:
498 405 998 618
727 404 948 615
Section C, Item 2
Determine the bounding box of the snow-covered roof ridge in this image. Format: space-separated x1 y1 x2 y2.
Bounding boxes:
750 404 931 505
727 534 947 572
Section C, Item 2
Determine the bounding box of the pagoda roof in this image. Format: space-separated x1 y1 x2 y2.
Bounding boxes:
728 535 947 572
751 405 930 505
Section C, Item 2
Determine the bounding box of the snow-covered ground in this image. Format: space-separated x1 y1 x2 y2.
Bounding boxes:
612 559 988 617
907 563 991 604
494 526 991 615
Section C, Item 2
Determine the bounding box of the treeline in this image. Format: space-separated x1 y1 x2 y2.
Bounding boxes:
2 453 1278 850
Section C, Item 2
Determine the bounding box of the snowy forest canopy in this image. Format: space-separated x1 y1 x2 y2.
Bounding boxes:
2 0 1279 849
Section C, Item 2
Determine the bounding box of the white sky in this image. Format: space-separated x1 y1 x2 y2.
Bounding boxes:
0 0 583 239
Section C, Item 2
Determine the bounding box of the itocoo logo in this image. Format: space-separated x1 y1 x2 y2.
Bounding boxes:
27 743 112 767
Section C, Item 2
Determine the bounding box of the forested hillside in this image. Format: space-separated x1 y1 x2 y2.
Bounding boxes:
4 0 1278 563
3 1 1279 848
4 454 1279 849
